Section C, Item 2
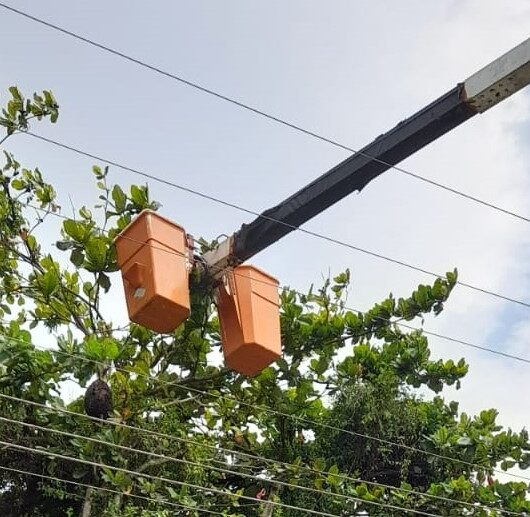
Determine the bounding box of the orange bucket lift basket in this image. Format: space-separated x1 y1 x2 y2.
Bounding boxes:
114 210 190 333
217 265 282 377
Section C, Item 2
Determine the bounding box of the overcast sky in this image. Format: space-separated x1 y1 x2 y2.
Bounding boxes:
1 0 529 462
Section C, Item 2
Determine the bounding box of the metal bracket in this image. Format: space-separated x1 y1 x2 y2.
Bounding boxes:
202 236 235 280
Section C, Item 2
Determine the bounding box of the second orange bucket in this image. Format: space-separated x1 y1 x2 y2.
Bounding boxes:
217 265 281 377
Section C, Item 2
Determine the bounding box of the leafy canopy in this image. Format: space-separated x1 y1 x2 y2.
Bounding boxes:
0 87 528 516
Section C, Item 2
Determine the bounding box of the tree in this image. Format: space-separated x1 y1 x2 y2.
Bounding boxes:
0 86 528 516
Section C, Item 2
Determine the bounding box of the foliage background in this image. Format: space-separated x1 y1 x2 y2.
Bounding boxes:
0 88 528 515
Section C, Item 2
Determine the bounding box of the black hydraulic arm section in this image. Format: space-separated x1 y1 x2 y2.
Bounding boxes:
233 84 477 262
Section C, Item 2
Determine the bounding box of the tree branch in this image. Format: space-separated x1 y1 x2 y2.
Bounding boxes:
136 457 170 474
80 486 93 517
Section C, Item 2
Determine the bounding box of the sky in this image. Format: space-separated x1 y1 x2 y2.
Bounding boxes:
1 0 530 468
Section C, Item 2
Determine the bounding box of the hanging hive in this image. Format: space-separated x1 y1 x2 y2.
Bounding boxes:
84 379 112 419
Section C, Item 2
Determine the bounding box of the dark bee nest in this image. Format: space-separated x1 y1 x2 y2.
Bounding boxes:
84 379 112 419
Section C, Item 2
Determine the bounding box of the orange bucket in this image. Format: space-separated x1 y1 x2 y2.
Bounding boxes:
114 210 190 333
217 265 281 377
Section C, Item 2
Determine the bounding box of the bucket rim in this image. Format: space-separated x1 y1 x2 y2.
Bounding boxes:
112 209 186 245
231 264 279 285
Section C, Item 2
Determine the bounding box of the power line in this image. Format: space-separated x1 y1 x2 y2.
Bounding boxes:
19 200 530 365
1 414 459 517
395 321 530 364
5 414 359 510
1 439 441 517
0 465 225 515
0 398 497 514
0 392 519 516
0 1 526 504
2 211 529 482
1 330 528 485
2 210 528 485
149 372 530 483
1 3 529 226
22 130 530 311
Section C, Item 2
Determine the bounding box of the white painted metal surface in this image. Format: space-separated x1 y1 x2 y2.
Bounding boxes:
464 37 530 113
202 237 233 279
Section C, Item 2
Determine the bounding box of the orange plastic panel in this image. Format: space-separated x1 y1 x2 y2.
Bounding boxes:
218 265 281 377
114 210 190 333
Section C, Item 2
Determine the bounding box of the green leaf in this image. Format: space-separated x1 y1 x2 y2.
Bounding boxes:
98 273 111 293
85 237 108 271
328 464 339 475
327 464 340 487
500 460 516 471
356 484 368 497
56 240 73 251
167 487 178 499
85 336 103 360
83 282 93 297
36 270 59 297
310 356 329 375
496 483 512 498
7 100 17 118
79 206 92 220
85 336 119 361
312 458 326 472
63 220 86 243
11 179 25 191
70 248 85 267
112 185 127 212
130 185 148 208
102 338 119 360
9 86 22 101
314 476 324 490
43 90 54 106
446 269 458 286
35 184 56 206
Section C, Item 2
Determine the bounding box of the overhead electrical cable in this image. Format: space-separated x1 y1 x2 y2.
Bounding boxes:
1 334 528 485
1 167 527 487
17 200 530 365
2 211 528 481
0 465 226 515
0 4 527 511
20 131 530 311
0 439 448 517
0 414 465 517
0 3 528 226
0 392 520 516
